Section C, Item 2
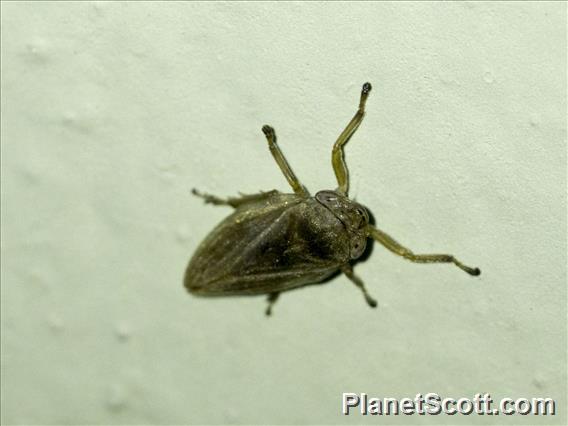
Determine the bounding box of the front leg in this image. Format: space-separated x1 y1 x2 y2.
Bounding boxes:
368 225 481 276
332 82 372 196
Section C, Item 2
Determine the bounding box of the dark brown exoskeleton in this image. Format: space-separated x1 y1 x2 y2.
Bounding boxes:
185 83 480 315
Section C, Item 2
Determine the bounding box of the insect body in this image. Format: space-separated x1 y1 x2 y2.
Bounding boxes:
184 83 480 315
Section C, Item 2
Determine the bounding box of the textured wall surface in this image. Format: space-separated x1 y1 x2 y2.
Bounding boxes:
1 2 566 425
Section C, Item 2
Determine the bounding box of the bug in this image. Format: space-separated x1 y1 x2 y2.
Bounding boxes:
184 82 480 315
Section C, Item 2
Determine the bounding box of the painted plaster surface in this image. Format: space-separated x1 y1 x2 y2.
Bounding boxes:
1 2 566 425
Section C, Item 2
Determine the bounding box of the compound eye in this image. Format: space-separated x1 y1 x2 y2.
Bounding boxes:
350 237 367 259
316 190 340 207
355 207 369 227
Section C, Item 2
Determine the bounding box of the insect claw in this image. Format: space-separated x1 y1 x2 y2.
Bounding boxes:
468 267 481 276
367 296 378 308
261 125 274 137
362 82 372 94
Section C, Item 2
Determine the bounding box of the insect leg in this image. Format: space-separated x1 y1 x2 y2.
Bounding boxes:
192 188 279 208
341 264 378 308
332 82 372 196
265 292 280 316
367 225 481 276
262 125 309 197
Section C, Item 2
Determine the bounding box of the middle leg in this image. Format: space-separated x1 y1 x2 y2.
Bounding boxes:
262 125 309 197
341 264 378 308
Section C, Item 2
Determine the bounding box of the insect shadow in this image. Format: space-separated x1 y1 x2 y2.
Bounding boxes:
184 83 480 316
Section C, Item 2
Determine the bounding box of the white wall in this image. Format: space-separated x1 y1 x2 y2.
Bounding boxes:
1 2 566 425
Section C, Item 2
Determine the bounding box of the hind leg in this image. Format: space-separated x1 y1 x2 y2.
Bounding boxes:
192 188 279 208
265 292 280 317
